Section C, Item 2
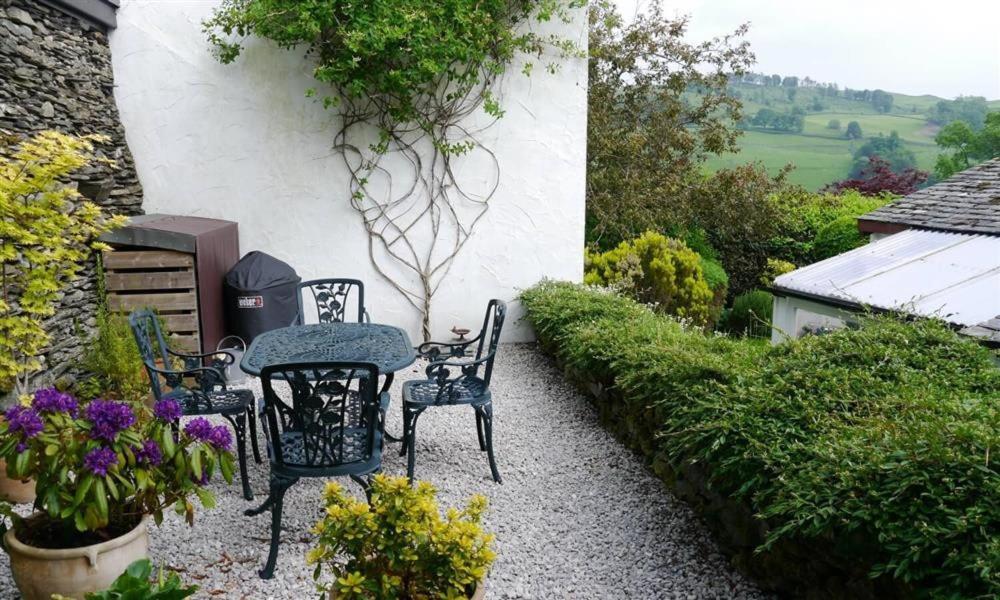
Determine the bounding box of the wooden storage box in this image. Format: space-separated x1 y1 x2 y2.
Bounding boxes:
100 215 239 354
103 249 201 351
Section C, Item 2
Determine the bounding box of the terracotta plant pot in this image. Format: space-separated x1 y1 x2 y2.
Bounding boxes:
0 459 36 504
4 514 151 600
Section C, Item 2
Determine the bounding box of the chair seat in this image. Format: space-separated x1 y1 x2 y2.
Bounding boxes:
165 387 255 416
272 429 383 477
403 376 490 406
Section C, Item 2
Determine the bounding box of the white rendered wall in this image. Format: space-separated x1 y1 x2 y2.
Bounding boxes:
110 0 587 342
771 295 851 344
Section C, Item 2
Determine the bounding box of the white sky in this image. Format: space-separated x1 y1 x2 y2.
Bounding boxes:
613 0 1000 100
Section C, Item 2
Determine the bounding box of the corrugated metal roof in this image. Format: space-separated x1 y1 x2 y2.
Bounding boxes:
773 229 1000 327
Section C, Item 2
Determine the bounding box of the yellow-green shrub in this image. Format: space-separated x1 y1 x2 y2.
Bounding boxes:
308 475 495 599
584 231 713 326
0 131 126 395
758 258 796 287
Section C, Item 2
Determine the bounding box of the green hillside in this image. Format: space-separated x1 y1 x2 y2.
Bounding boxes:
705 81 999 190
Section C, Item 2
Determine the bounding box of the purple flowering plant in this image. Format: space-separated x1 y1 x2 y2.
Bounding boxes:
0 388 235 536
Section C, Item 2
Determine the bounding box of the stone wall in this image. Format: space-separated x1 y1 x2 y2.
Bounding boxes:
0 0 142 389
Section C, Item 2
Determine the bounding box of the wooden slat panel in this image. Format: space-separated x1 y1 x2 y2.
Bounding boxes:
167 334 200 352
160 313 199 333
108 291 197 312
103 250 193 270
107 270 195 291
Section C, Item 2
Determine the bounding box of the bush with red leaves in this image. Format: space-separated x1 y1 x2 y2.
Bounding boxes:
825 155 928 196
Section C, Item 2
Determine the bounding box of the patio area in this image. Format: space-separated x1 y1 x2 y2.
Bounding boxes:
0 345 766 599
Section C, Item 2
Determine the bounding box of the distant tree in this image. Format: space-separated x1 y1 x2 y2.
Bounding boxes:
752 108 778 127
851 131 917 175
845 121 863 139
586 1 754 247
827 119 841 130
751 108 803 133
928 96 989 128
781 76 798 87
786 87 797 102
826 155 928 196
934 111 1000 178
810 97 825 111
770 74 782 87
871 89 893 113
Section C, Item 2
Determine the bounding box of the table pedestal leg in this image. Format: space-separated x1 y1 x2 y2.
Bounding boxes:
381 373 404 443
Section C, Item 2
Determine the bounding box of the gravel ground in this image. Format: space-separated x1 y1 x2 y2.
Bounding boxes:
0 344 769 599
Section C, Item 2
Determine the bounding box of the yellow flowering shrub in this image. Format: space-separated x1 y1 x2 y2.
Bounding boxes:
309 475 496 599
758 257 796 287
0 131 127 394
584 231 713 326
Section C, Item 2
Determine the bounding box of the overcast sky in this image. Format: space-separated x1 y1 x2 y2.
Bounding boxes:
613 0 1000 100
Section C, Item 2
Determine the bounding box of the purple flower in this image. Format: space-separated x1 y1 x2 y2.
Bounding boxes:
206 425 232 452
85 400 136 442
134 440 162 466
5 406 43 443
32 388 78 416
153 398 182 422
83 446 118 476
183 417 213 442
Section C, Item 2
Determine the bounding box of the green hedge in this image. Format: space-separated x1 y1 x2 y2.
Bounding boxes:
521 281 1000 598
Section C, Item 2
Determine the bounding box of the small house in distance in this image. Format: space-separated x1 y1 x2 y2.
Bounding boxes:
770 158 1000 346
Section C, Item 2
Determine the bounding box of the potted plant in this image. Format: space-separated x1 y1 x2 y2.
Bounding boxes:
0 388 235 600
308 475 496 599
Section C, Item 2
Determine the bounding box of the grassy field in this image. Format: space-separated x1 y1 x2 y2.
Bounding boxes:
706 83 998 190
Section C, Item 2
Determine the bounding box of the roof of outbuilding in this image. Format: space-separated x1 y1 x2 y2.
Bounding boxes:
960 316 1000 347
857 158 1000 236
772 229 1000 329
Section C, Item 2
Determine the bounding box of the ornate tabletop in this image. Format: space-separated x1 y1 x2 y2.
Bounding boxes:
240 322 417 376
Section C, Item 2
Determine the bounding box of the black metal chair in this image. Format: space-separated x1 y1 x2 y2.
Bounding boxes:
129 309 260 500
246 361 388 579
295 278 369 325
400 299 506 484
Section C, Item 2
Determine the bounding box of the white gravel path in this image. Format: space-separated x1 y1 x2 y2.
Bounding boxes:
0 344 768 599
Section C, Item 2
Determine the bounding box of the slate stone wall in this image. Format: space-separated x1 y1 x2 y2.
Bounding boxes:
0 0 142 390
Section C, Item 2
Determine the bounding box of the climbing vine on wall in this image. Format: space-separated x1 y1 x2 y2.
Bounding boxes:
205 0 584 340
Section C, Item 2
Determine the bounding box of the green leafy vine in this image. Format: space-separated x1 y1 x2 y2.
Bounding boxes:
205 0 584 339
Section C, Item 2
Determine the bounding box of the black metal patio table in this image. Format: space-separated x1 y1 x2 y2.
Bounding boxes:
240 322 417 392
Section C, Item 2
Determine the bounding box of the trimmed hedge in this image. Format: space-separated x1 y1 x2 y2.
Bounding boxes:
522 281 1000 599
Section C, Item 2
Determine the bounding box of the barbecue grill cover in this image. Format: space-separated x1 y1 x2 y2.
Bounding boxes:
223 251 301 344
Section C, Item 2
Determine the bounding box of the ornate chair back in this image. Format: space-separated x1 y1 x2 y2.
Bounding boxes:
473 299 507 385
259 362 382 471
296 279 366 325
129 308 171 399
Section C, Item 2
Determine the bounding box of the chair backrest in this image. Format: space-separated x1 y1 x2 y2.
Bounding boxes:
296 279 366 324
129 308 170 399
259 361 382 470
473 299 506 385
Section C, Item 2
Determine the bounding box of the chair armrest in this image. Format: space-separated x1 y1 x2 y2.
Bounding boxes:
416 337 480 360
144 363 227 392
423 354 493 381
168 347 235 364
